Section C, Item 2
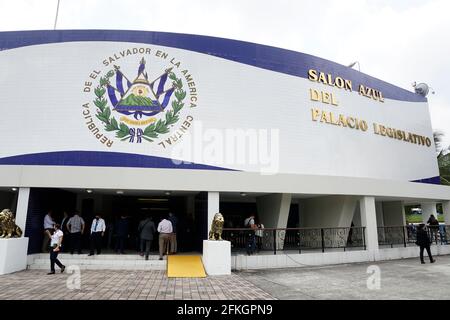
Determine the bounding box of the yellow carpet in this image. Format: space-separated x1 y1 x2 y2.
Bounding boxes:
167 255 206 278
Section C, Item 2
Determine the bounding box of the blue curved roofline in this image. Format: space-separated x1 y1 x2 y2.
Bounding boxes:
0 29 426 103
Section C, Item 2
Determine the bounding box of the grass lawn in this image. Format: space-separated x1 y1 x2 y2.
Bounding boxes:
405 214 445 224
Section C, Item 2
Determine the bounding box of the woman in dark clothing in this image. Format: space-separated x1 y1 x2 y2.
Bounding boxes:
416 224 435 264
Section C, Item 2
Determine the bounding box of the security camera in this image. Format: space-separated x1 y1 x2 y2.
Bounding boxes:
413 82 435 97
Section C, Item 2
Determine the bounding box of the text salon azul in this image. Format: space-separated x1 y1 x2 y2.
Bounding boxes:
307 69 432 148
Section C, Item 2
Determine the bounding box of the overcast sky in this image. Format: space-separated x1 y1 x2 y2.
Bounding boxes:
1 0 449 148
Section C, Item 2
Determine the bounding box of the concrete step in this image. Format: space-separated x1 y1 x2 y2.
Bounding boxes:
30 253 161 260
28 263 166 271
27 253 167 271
31 258 165 265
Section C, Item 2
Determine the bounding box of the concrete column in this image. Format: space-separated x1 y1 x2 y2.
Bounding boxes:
207 192 220 236
256 193 292 228
421 202 437 224
383 201 405 226
302 195 357 228
375 202 384 227
360 196 379 259
352 204 362 227
15 187 30 236
256 193 292 250
442 201 450 225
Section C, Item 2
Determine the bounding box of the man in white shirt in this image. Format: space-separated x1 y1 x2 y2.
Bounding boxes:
89 214 106 256
42 210 55 253
67 212 85 254
157 217 173 260
47 223 65 275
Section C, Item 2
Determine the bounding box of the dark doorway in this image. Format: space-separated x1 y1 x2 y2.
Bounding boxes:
95 194 202 253
25 188 77 254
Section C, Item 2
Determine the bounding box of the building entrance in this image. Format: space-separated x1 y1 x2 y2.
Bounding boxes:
25 188 206 255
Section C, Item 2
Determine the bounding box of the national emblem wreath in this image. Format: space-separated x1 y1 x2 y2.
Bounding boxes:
93 69 186 143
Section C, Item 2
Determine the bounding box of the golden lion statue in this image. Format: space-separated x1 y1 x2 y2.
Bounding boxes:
209 212 224 241
0 209 23 238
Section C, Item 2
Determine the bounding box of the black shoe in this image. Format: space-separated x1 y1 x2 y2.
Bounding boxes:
421 261 426 264
47 271 55 275
88 253 94 256
159 257 163 260
431 259 436 263
145 256 149 260
61 266 66 273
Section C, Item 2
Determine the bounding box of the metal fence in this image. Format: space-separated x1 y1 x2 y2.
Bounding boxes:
221 227 366 254
377 225 450 247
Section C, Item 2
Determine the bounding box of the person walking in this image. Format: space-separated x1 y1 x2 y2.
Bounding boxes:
157 216 173 260
138 216 156 260
89 214 106 256
42 210 55 253
416 224 435 264
47 224 65 275
67 211 85 254
244 214 257 255
168 212 178 254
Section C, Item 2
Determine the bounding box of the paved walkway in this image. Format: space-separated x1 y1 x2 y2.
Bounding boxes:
2 255 450 300
240 255 450 300
0 269 274 300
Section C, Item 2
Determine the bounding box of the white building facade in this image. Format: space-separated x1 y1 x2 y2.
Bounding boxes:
0 30 449 272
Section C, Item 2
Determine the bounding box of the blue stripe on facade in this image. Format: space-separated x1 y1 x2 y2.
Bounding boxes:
0 151 235 171
0 151 439 185
0 30 425 103
412 176 441 185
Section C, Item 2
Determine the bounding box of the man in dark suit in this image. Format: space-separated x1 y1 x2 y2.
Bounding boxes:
138 215 156 260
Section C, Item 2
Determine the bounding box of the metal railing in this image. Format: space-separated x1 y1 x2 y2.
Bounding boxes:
377 225 450 247
222 227 366 254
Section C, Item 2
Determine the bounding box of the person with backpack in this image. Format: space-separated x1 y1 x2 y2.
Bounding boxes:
427 214 440 244
138 215 156 260
416 224 435 264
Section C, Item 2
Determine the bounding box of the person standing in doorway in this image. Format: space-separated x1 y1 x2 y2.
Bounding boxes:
168 212 178 254
42 210 55 253
157 216 173 260
67 211 85 254
115 215 129 254
244 214 257 255
255 221 265 253
47 224 65 275
427 214 440 244
416 224 435 264
60 211 70 252
89 214 105 256
138 215 156 260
